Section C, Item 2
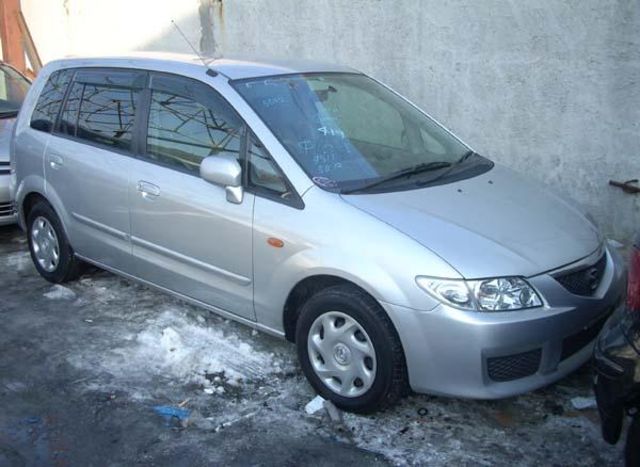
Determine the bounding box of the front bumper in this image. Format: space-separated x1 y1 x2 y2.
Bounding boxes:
384 246 627 399
0 173 16 226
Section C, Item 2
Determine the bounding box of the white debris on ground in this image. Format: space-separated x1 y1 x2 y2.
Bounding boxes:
571 396 597 410
68 308 286 392
44 284 77 300
305 395 325 415
323 400 343 423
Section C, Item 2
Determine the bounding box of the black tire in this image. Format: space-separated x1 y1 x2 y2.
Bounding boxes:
26 201 82 283
295 284 408 413
626 416 640 467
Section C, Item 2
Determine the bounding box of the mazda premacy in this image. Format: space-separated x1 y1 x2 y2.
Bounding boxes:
12 54 626 412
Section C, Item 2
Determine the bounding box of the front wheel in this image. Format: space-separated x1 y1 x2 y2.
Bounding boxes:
296 285 407 413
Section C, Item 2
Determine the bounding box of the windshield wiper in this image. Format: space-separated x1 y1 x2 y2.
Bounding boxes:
413 150 478 188
457 150 476 164
342 161 452 194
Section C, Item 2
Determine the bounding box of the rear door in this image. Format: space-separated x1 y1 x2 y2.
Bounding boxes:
44 68 145 271
128 73 255 320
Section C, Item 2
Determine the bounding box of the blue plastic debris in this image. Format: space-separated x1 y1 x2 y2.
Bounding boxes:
153 405 190 427
25 416 41 424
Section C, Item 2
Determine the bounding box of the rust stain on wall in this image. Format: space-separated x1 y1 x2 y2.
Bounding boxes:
216 0 225 39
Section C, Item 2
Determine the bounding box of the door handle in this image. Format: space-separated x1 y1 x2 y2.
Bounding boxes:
47 154 64 169
137 180 161 199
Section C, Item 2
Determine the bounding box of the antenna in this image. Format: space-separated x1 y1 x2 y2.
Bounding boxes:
171 20 211 69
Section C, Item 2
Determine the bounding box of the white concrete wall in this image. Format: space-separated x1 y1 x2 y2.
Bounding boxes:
21 0 200 61
21 0 640 244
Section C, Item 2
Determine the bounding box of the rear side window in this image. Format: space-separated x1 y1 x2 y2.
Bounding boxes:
144 74 244 174
30 69 72 132
58 69 145 151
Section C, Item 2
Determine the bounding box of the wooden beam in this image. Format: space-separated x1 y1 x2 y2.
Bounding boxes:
17 10 41 73
0 0 26 71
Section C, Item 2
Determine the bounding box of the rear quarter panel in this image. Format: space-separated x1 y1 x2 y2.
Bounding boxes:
12 65 57 229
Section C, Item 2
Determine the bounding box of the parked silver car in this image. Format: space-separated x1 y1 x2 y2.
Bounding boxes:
0 62 30 225
12 54 626 412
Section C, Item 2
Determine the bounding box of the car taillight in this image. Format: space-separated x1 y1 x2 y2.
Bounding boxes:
628 241 640 312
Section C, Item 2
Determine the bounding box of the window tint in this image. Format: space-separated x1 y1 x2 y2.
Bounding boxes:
58 81 82 136
248 135 288 195
145 74 243 174
58 69 144 151
30 69 71 132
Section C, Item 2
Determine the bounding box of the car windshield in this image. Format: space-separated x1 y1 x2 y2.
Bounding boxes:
0 64 29 117
233 73 490 193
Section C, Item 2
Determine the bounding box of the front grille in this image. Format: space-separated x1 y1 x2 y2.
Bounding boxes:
554 254 607 296
0 161 9 175
561 312 611 361
0 202 14 217
487 348 542 382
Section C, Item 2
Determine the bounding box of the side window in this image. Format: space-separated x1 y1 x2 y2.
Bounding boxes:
58 69 145 151
248 135 288 195
30 69 72 132
145 74 243 174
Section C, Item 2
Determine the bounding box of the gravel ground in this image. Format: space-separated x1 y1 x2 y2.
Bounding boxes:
0 225 625 466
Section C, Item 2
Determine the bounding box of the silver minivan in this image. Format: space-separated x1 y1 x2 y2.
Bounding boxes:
12 54 626 412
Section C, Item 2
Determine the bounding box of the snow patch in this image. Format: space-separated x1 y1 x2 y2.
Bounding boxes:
4 251 31 271
44 284 77 300
571 396 597 410
71 309 284 391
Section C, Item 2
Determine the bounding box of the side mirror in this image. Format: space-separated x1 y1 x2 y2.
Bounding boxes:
200 155 244 204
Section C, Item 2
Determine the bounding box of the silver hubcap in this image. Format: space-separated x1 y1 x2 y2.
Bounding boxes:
31 216 60 272
307 311 377 398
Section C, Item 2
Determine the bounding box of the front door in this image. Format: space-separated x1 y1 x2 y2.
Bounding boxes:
128 73 255 320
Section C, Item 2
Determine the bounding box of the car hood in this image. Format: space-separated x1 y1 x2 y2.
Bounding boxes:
342 164 601 278
0 118 16 163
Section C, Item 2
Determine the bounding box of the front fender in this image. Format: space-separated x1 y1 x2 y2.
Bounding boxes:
251 186 461 333
254 243 446 333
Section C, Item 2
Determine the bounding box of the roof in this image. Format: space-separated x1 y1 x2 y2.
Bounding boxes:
210 57 358 80
47 52 359 81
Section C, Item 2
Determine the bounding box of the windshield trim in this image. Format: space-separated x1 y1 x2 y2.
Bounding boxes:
231 71 481 194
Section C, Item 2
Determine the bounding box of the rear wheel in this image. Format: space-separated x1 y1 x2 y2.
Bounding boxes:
27 201 82 283
296 285 407 413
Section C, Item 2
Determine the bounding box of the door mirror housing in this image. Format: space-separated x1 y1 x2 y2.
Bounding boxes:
200 155 244 204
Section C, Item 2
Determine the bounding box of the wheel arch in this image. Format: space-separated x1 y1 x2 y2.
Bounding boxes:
17 182 72 242
22 191 48 221
282 273 402 345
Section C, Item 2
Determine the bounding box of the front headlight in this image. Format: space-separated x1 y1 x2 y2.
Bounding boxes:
416 276 543 311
